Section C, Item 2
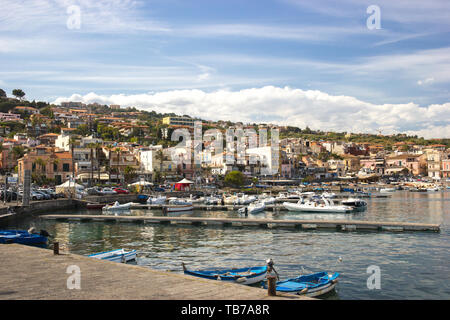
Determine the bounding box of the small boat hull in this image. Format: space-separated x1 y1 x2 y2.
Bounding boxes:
0 230 47 246
163 204 194 213
88 249 137 263
283 202 353 213
268 272 339 298
86 203 105 210
183 265 268 285
102 202 132 211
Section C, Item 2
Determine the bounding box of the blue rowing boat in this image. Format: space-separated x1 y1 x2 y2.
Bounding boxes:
0 230 48 247
182 262 268 285
264 271 339 297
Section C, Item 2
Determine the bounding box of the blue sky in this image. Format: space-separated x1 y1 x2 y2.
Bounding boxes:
1 0 449 138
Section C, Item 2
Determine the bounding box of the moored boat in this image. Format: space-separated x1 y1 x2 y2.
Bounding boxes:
264 271 339 297
238 201 266 215
102 201 132 211
147 195 166 204
88 248 137 263
341 197 368 210
162 204 194 213
181 262 268 285
283 197 353 213
86 203 105 210
0 229 48 246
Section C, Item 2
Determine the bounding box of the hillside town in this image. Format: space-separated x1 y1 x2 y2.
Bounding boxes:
0 90 449 192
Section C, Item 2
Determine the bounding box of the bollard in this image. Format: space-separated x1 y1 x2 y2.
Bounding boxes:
53 242 59 255
267 275 277 296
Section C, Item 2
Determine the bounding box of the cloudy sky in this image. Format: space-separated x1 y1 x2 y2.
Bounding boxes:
1 0 449 138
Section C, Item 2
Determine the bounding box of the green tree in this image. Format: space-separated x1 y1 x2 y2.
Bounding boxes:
224 171 245 187
12 89 25 100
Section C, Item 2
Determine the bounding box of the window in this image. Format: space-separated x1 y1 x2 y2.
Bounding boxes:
63 163 70 172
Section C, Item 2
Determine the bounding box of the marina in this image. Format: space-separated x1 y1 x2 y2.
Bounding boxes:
39 214 440 232
2 189 447 300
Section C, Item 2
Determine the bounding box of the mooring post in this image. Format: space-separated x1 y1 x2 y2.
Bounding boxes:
53 242 59 255
267 275 277 296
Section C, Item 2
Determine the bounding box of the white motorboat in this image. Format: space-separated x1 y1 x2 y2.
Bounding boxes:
341 197 368 209
233 194 257 205
321 192 336 198
283 197 354 213
261 197 276 205
238 201 266 215
204 195 222 205
88 248 137 263
102 201 132 211
168 198 193 205
379 188 396 193
147 195 166 204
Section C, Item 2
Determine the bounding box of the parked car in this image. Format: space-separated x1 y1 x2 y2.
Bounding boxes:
113 188 129 194
86 187 104 196
101 187 117 195
34 190 51 200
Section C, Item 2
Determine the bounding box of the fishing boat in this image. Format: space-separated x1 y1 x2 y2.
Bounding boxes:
162 204 194 213
283 197 354 213
102 201 132 211
264 271 339 297
147 195 166 204
238 201 266 215
181 262 268 285
88 248 137 263
0 229 48 246
341 197 368 210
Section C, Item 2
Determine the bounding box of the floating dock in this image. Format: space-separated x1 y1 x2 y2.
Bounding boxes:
0 244 310 300
40 214 440 232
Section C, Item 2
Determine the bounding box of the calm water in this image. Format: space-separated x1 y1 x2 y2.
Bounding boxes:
10 190 450 299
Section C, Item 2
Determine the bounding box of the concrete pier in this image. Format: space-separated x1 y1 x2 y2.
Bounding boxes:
40 214 440 232
0 244 310 300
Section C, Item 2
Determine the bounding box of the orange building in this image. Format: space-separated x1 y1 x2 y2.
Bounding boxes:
17 146 73 185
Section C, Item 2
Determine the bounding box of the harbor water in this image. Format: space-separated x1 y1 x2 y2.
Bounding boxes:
12 190 450 299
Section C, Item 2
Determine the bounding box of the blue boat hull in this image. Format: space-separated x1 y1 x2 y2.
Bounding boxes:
265 271 339 297
183 265 268 285
0 230 48 247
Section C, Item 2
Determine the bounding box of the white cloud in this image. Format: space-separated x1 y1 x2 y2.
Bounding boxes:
417 77 435 86
52 86 450 139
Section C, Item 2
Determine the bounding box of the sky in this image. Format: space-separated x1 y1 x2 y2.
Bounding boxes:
0 0 449 138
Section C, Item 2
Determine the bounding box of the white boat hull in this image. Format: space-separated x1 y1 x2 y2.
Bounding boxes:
283 202 353 213
164 204 194 212
89 249 136 263
298 282 337 297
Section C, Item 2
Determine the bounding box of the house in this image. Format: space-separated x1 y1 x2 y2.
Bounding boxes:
17 147 73 185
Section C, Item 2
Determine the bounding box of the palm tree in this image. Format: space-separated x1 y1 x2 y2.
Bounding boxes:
35 158 47 173
155 149 164 176
114 147 122 185
95 143 102 185
86 143 96 187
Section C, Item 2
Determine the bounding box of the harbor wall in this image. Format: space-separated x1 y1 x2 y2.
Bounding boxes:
0 199 82 227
